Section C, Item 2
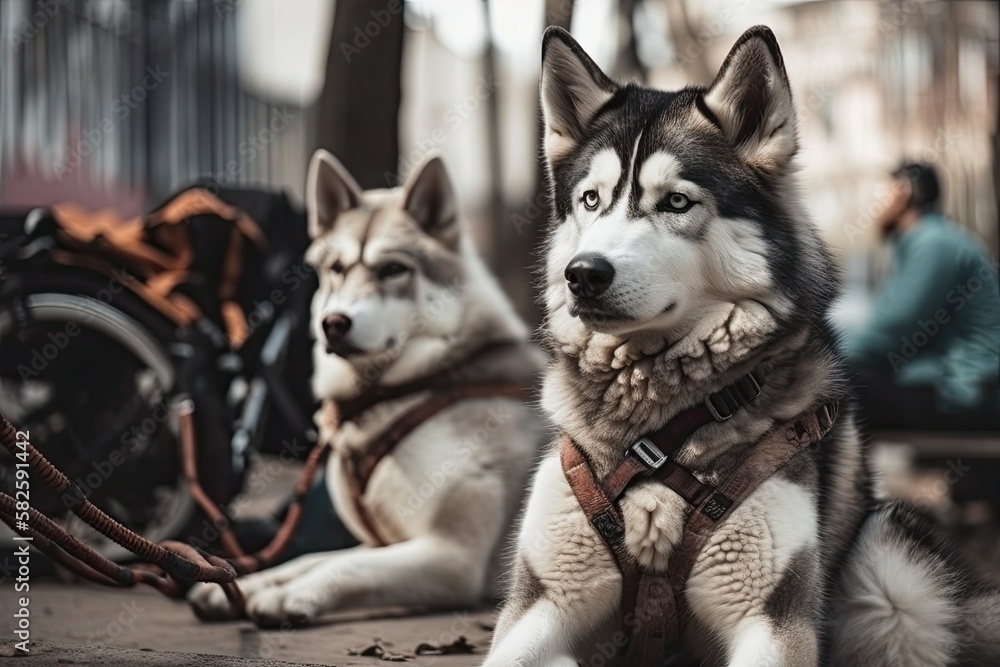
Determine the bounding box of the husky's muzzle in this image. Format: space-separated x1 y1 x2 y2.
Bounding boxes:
565 252 630 324
565 253 615 298
322 313 366 357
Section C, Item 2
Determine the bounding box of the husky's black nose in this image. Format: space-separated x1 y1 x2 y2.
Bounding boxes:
322 313 352 340
565 254 615 298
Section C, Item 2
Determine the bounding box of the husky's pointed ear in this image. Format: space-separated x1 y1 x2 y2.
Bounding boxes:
540 27 618 168
402 153 460 250
307 149 363 239
702 26 796 173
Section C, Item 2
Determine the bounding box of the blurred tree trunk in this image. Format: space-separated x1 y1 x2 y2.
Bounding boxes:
497 0 575 328
613 0 646 82
483 1 504 265
665 0 712 84
316 0 404 189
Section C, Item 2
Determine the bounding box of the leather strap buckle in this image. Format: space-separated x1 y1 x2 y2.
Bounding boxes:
630 437 669 471
705 372 761 422
592 511 624 542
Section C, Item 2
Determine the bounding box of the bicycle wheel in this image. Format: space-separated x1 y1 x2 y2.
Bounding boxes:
0 269 195 562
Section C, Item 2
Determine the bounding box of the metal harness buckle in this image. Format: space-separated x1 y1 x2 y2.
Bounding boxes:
630 437 669 471
705 372 761 422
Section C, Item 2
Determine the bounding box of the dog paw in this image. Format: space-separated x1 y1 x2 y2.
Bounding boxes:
187 582 242 622
620 486 684 572
245 586 325 629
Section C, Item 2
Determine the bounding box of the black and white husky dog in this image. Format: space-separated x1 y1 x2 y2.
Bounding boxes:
484 25 1000 667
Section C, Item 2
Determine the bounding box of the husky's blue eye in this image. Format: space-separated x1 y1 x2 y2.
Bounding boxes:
582 190 600 210
377 262 410 280
661 193 694 213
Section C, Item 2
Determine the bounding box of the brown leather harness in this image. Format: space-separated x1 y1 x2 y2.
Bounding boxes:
560 372 839 665
330 342 536 547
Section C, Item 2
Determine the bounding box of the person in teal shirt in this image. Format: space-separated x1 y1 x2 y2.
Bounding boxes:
845 162 1000 430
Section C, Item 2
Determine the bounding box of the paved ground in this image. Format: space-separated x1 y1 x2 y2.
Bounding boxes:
0 455 494 666
0 582 495 666
4 445 999 666
0 640 340 666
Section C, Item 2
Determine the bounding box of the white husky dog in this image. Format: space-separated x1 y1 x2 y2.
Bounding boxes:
189 151 548 628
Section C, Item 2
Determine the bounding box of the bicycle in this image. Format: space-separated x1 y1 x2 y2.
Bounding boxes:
0 187 317 565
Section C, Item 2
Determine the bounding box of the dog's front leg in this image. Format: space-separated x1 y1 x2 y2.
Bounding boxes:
244 535 485 627
725 615 818 667
188 550 335 621
686 476 823 667
482 600 583 667
483 455 620 667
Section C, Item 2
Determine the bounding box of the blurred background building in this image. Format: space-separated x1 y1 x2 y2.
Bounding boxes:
2 0 998 326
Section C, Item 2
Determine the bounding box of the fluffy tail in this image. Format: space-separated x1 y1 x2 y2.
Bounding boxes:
830 502 1000 666
958 589 1000 666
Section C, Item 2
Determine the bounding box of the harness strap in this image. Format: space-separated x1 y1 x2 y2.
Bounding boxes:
604 456 715 509
350 384 533 495
605 372 762 504
630 373 761 462
560 400 839 665
336 341 534 422
560 439 648 641
664 402 839 633
560 441 629 569
344 383 531 546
